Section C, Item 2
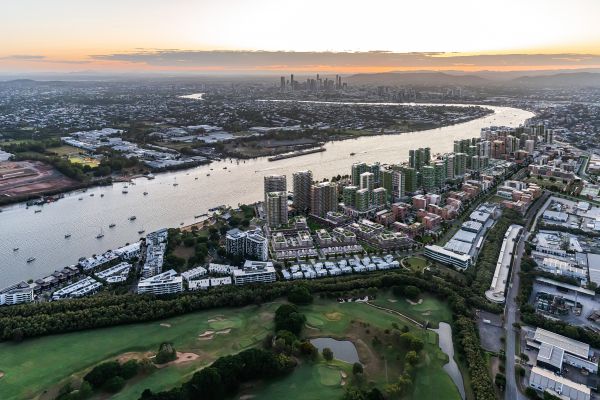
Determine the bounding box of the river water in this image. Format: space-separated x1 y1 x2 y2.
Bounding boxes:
0 103 533 285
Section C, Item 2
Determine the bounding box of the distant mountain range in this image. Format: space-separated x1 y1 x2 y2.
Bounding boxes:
346 71 600 87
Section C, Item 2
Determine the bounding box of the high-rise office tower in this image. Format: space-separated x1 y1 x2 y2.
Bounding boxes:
310 182 338 217
391 170 404 200
265 191 288 227
280 76 285 92
292 170 312 214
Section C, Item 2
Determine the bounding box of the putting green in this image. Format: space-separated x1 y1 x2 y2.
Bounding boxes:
317 365 342 386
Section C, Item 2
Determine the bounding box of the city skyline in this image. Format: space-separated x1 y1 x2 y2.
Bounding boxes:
2 0 600 74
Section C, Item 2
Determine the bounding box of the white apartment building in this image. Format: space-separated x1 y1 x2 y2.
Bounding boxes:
137 269 183 295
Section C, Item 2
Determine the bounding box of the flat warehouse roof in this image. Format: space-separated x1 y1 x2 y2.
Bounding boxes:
533 328 589 359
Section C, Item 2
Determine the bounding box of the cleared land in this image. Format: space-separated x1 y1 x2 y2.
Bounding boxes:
0 160 77 199
0 296 459 400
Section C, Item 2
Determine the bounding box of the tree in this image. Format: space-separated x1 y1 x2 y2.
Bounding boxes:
494 373 506 391
352 362 363 375
322 347 334 361
405 350 419 366
288 286 313 305
120 359 139 379
155 342 177 364
104 376 125 393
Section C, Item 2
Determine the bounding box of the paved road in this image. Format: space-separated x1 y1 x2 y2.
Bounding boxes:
504 191 551 400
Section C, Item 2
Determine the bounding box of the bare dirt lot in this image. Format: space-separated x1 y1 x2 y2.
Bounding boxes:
0 160 77 199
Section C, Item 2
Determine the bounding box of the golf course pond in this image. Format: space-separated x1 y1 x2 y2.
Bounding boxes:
310 338 360 364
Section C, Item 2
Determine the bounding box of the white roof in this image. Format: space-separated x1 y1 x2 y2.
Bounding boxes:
529 366 590 400
533 328 589 359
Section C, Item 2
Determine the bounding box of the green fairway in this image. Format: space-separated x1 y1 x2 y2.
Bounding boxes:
236 361 348 400
370 290 453 328
413 363 461 400
0 303 280 400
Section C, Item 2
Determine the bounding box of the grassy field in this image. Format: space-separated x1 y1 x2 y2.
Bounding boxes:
47 145 80 157
237 361 349 400
0 303 280 400
68 155 100 168
0 296 459 400
370 290 453 329
403 256 429 272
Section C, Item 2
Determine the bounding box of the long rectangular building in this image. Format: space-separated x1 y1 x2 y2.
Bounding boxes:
232 261 276 285
529 366 590 400
424 245 472 270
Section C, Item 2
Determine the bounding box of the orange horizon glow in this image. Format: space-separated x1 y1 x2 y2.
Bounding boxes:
2 0 600 74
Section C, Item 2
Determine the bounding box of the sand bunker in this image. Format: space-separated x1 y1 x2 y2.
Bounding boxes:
325 312 343 321
0 371 4 379
406 298 423 305
198 328 231 340
160 323 171 328
156 352 200 368
387 299 398 303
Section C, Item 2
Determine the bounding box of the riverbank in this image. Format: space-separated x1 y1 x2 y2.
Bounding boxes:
0 104 533 284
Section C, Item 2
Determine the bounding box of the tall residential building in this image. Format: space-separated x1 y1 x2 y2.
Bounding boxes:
265 191 288 227
445 154 455 180
372 187 387 207
409 147 431 170
264 175 287 197
525 139 535 154
351 162 368 186
434 161 447 187
400 166 417 193
360 172 374 191
369 163 381 186
454 153 467 177
391 170 404 200
310 182 338 217
421 165 436 191
246 229 268 261
343 186 358 207
544 128 554 144
355 189 370 212
292 170 313 214
225 228 246 256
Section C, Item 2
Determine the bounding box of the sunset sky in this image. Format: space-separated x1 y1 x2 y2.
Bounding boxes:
1 0 600 74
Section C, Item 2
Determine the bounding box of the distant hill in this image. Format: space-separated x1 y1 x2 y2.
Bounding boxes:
346 71 490 86
510 72 600 87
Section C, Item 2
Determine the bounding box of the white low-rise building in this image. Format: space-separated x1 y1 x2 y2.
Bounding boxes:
137 269 183 295
233 261 276 285
52 277 102 300
0 282 34 305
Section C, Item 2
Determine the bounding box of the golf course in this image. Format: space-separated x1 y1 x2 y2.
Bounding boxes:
0 292 461 400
